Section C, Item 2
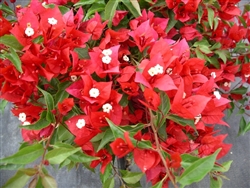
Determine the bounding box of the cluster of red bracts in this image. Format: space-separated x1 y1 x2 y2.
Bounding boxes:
0 0 249 187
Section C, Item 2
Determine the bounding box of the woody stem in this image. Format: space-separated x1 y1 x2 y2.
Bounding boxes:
149 110 178 188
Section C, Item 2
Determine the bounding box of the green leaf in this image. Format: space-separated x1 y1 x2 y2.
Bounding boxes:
166 114 195 127
197 5 204 23
120 170 143 184
0 3 15 15
106 118 124 138
37 87 55 111
68 151 99 163
177 149 221 187
0 164 25 170
0 99 8 113
20 111 51 130
5 47 23 73
100 163 112 183
32 36 44 44
121 0 141 18
104 0 119 28
74 47 90 59
45 147 81 164
57 125 74 141
97 129 114 151
0 143 43 165
84 3 105 20
238 117 250 136
207 7 214 29
199 45 212 54
119 94 129 107
2 170 31 188
0 35 23 50
41 175 57 188
210 176 223 188
130 0 141 16
231 86 248 95
215 50 228 63
159 91 170 115
151 180 163 188
103 177 115 188
166 10 178 33
74 0 96 7
212 160 232 173
181 154 199 169
58 5 70 14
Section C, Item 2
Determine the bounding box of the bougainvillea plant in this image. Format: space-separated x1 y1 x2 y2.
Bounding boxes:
0 0 250 187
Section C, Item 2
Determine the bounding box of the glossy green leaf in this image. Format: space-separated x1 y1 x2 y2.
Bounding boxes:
207 7 214 29
20 111 51 130
238 117 250 136
0 143 43 165
5 48 23 73
57 125 74 141
199 45 212 54
177 149 220 187
45 147 81 164
231 86 248 95
210 176 223 188
159 91 170 116
121 0 141 18
2 170 31 188
97 129 114 151
37 87 55 111
104 0 119 28
0 35 23 50
120 170 143 184
130 0 141 16
103 177 115 188
41 175 57 188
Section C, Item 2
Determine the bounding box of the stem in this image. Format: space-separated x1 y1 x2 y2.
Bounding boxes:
40 124 57 166
149 111 178 188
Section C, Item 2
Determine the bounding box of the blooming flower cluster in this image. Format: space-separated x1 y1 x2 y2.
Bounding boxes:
0 0 250 187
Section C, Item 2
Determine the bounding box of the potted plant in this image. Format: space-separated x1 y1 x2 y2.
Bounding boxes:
0 0 249 187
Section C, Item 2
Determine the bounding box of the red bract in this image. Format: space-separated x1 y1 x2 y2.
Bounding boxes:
0 12 11 36
112 10 128 26
139 87 161 111
129 20 158 52
133 148 161 173
90 149 112 174
58 98 74 115
110 132 134 158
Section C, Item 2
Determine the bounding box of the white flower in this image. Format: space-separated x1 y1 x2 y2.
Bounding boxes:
154 64 163 74
223 82 231 87
211 72 216 78
89 88 100 98
123 55 129 62
166 68 173 75
18 113 26 122
183 92 186 99
71 75 77 82
213 90 221 99
148 67 157 77
194 114 202 124
102 103 113 113
102 49 112 56
48 17 58 25
22 121 31 126
76 119 85 129
102 56 112 64
25 26 34 37
245 74 250 78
